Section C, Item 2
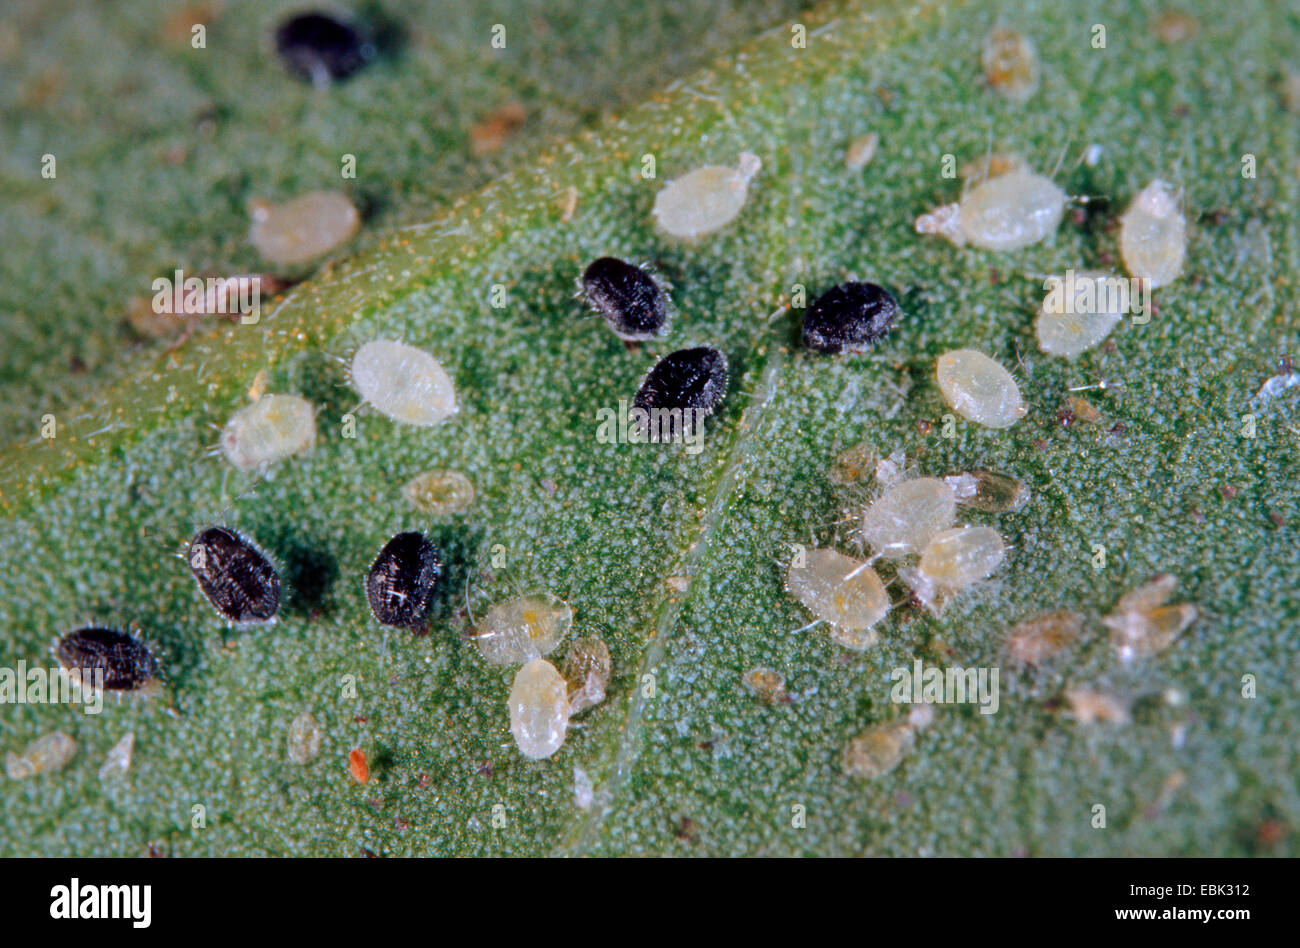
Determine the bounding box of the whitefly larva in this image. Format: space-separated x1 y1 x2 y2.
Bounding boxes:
916 167 1066 251
220 393 316 472
1035 270 1128 359
476 594 573 666
786 548 890 649
903 525 1007 610
936 349 1027 428
509 657 570 760
5 731 76 780
351 339 458 427
1119 179 1187 288
652 152 762 240
249 190 361 265
860 477 957 558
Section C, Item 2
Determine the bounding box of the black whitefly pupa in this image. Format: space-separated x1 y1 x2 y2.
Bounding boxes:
57 627 158 692
365 531 442 628
800 282 899 353
581 257 669 341
188 526 282 623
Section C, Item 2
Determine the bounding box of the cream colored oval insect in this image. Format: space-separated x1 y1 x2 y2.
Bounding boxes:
936 349 1027 428
219 393 316 471
401 469 475 515
1119 179 1186 288
786 548 890 650
652 152 762 240
350 339 458 427
860 477 957 558
509 657 570 760
475 593 573 665
5 731 75 780
1036 271 1128 359
249 190 360 265
903 526 1006 610
915 167 1066 251
287 711 323 765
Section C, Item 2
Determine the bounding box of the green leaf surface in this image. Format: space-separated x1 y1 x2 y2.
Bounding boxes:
2 0 1298 856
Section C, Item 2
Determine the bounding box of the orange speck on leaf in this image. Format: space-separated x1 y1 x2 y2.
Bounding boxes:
349 749 370 784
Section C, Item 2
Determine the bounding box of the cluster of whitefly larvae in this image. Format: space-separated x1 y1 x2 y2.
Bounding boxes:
787 465 1023 650
26 59 1200 781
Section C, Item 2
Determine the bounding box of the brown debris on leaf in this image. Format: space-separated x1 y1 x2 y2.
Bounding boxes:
470 102 527 156
842 720 916 779
1004 609 1083 666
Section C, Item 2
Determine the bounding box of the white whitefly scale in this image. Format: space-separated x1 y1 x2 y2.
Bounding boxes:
475 594 573 665
860 477 957 558
249 190 361 265
936 349 1027 428
98 732 135 781
916 168 1066 251
903 526 1006 609
5 731 75 780
351 339 458 427
1035 271 1127 359
786 548 890 648
287 711 323 764
401 469 475 515
509 657 570 760
220 393 316 471
652 152 762 240
1119 179 1187 288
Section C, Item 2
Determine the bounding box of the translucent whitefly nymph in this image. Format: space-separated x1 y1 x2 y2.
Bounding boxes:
936 349 1027 428
351 339 457 427
249 190 360 265
475 594 573 665
916 168 1066 251
1036 271 1128 359
981 27 1040 102
1119 179 1187 288
98 732 135 782
509 657 570 760
1103 574 1197 662
5 731 75 780
860 477 957 558
1004 610 1082 666
220 394 316 471
842 720 916 779
652 152 762 240
903 526 1006 609
786 548 890 650
287 711 323 765
401 469 475 515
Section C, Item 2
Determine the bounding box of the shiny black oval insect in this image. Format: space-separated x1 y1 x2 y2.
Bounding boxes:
274 11 375 85
632 346 728 442
365 532 442 628
57 627 158 693
581 257 669 341
800 282 900 353
188 527 281 624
